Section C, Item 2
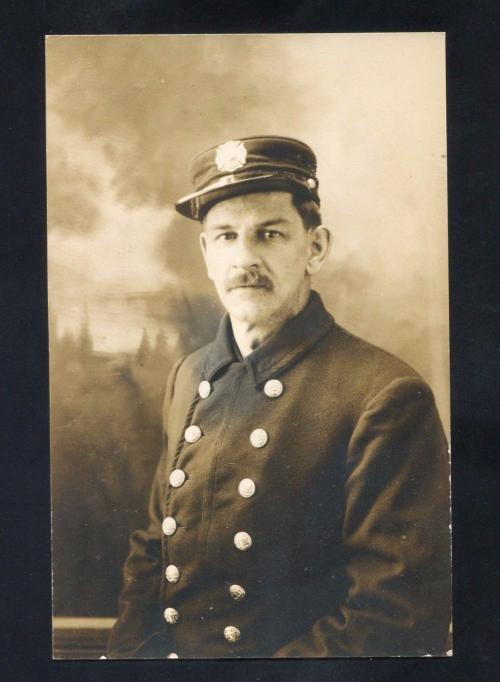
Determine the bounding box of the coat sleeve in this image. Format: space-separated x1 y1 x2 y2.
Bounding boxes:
106 356 185 659
274 375 451 657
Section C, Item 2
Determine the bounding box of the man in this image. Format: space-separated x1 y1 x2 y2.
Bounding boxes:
107 136 450 659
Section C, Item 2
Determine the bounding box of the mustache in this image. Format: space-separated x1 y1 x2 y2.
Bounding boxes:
226 269 273 291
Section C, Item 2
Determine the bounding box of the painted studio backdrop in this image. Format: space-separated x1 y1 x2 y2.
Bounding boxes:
47 34 449 655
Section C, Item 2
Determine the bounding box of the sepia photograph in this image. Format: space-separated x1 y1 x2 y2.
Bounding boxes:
47 33 451 660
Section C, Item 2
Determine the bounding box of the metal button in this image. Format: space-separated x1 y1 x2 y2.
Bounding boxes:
167 652 179 659
169 469 186 488
307 177 317 189
162 516 177 536
238 478 256 498
164 607 180 624
224 625 241 642
250 428 268 448
198 380 211 399
185 424 202 443
264 379 283 398
234 531 252 551
229 584 246 601
165 564 180 583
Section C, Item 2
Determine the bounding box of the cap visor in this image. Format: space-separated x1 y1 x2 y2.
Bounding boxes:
175 173 313 220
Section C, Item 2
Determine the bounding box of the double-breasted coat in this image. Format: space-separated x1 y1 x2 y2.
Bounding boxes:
107 291 450 658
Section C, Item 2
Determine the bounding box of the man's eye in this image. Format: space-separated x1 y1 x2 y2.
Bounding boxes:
216 232 237 241
262 230 282 239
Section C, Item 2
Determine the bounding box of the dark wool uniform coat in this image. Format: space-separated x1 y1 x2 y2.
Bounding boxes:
107 291 450 659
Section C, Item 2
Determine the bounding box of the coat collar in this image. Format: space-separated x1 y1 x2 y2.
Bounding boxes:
202 290 335 387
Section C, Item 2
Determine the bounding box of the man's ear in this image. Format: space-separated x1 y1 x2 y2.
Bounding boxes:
305 225 331 276
199 230 214 281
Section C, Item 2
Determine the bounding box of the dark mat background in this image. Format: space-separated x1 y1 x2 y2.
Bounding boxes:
1 1 498 680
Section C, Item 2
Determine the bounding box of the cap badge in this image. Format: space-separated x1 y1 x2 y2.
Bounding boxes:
215 140 247 173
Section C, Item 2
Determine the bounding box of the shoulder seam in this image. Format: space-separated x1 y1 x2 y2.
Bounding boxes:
332 322 424 379
362 374 434 415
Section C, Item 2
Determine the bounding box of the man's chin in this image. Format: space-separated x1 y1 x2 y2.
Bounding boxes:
223 292 274 324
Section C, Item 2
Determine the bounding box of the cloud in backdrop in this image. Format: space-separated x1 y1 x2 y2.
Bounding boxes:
46 34 449 432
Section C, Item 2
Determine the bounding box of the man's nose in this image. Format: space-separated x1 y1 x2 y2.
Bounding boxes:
232 234 260 269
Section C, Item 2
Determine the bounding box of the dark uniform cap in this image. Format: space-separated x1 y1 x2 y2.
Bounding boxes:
175 135 320 221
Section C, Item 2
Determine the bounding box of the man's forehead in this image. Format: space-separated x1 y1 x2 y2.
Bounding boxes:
203 190 296 225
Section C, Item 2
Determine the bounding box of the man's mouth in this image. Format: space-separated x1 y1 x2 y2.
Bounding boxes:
228 283 271 292
231 284 267 289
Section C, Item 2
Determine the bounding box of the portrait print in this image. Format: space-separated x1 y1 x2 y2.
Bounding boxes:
47 33 451 659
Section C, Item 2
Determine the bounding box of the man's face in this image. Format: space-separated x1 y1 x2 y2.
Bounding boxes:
200 191 315 327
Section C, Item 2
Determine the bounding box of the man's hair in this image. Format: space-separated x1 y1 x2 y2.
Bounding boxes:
292 193 322 230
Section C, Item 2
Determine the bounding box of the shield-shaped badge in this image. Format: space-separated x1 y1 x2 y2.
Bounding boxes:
215 140 248 172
